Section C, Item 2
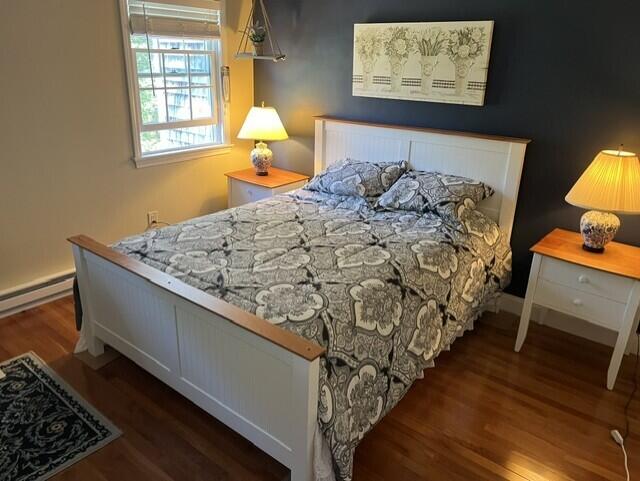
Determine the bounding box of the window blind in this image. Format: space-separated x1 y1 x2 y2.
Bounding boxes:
129 0 221 39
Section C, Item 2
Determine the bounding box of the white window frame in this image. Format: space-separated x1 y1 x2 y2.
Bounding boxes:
118 0 231 168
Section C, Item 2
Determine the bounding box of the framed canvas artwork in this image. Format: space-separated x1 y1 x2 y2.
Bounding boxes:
352 21 494 106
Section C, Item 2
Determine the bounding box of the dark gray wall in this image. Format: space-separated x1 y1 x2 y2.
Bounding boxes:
254 0 640 296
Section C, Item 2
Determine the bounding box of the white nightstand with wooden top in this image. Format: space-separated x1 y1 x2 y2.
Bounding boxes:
515 228 640 390
225 167 309 208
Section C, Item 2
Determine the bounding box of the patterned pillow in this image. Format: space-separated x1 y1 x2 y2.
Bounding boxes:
376 170 494 220
304 158 408 198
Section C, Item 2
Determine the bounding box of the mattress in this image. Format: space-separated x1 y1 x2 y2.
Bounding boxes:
113 189 512 481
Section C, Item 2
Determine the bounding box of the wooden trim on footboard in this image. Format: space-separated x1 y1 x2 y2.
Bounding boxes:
70 235 321 480
68 235 325 361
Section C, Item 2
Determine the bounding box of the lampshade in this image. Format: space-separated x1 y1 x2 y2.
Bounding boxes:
237 105 288 141
565 149 640 215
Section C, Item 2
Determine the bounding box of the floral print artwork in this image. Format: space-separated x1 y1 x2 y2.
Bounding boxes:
353 21 494 106
113 189 511 481
447 26 487 96
384 27 412 91
414 27 447 95
355 27 383 90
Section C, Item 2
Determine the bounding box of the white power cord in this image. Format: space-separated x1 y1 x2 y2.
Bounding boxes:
611 429 630 481
611 333 640 481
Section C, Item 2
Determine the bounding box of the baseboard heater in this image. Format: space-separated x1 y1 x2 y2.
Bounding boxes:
0 270 75 319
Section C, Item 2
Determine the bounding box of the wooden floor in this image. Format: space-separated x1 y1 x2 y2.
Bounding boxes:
1 297 638 480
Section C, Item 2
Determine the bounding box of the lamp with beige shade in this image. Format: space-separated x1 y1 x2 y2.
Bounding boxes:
237 102 288 176
565 148 640 252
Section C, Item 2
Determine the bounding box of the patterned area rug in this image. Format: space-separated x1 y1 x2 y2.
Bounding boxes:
0 353 121 481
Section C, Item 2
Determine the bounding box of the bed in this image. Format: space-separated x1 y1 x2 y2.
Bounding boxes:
70 117 529 481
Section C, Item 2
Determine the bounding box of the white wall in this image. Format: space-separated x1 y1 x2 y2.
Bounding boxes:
0 0 255 292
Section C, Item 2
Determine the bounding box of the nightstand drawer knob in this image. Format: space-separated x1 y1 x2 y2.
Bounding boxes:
572 298 583 306
578 275 589 284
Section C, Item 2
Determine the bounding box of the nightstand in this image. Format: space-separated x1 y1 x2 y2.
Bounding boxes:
515 229 640 389
225 167 310 208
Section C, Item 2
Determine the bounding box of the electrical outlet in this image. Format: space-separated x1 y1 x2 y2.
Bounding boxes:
147 211 159 226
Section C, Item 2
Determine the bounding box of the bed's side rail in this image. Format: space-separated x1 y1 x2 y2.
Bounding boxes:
70 235 323 481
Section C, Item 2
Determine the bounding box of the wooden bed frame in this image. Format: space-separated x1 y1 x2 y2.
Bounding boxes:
70 117 529 481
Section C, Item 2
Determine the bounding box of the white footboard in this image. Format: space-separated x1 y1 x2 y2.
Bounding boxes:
71 236 324 481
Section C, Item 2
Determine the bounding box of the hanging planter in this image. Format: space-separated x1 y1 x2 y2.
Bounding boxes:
249 20 267 55
236 0 285 62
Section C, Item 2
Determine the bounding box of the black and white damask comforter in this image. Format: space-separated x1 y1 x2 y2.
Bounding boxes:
113 189 511 481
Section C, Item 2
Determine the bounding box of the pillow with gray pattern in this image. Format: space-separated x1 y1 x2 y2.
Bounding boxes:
376 170 494 220
304 158 408 198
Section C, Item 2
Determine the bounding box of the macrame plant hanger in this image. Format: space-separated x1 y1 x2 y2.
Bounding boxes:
235 0 285 62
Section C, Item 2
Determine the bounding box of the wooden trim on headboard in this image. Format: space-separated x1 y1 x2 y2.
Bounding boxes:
68 235 326 361
314 115 532 145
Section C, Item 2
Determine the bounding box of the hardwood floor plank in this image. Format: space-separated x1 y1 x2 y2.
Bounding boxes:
0 297 637 480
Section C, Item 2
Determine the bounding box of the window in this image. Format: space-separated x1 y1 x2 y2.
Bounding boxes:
120 0 229 167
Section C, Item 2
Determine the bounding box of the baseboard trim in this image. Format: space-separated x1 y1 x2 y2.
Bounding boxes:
0 272 75 319
0 275 634 353
499 293 638 354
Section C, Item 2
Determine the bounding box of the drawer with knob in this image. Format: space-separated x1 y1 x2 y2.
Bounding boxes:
517 229 640 390
227 173 309 209
539 256 633 303
534 279 626 330
228 183 271 208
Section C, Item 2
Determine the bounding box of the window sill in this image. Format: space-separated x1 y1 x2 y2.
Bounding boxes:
134 143 233 168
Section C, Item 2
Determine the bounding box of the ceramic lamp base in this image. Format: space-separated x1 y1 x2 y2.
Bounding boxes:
579 210 620 253
250 141 273 176
582 244 605 254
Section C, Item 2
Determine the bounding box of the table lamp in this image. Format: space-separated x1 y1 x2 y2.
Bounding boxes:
565 148 640 252
237 102 288 176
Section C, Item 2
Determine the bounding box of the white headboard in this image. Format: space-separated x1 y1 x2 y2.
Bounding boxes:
314 117 530 242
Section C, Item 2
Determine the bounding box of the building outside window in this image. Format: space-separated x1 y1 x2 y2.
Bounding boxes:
120 0 228 167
